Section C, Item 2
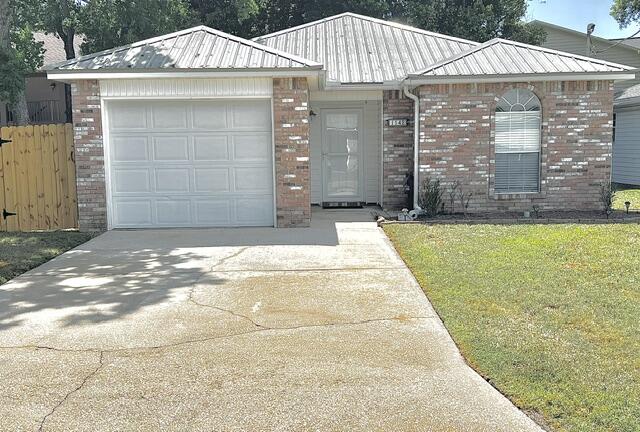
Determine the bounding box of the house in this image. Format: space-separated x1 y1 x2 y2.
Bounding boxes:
45 13 634 230
1 32 82 126
534 20 640 186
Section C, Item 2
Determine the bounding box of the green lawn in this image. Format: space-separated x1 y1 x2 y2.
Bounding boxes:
614 186 640 211
0 231 94 285
385 223 640 432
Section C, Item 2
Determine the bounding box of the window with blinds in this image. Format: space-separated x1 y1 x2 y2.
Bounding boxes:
495 89 541 193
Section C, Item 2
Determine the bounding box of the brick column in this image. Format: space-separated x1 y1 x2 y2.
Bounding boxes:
382 90 414 210
273 78 311 227
71 80 107 231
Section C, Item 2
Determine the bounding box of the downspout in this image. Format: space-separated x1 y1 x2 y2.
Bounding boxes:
403 85 421 212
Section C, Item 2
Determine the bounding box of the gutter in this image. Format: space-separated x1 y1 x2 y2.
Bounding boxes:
403 85 421 212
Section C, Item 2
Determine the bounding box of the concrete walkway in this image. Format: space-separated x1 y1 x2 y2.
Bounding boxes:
0 209 543 431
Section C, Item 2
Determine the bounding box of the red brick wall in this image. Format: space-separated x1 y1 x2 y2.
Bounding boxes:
418 81 614 212
382 90 414 210
273 78 311 227
71 80 107 231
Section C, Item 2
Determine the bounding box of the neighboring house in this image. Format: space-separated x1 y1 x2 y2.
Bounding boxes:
0 32 82 126
534 20 640 185
45 13 634 231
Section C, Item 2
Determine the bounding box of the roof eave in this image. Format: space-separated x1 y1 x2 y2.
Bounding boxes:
46 67 324 82
405 72 636 85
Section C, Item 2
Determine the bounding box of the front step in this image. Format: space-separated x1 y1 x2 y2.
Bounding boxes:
322 202 364 209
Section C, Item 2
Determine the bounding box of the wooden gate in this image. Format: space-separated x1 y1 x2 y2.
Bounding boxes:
0 124 77 231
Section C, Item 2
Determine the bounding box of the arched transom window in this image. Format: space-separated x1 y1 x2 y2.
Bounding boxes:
494 88 541 193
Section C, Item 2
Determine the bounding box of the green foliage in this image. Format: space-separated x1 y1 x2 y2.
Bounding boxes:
611 0 640 27
385 223 640 431
401 0 546 44
0 0 44 106
419 178 444 218
79 0 196 53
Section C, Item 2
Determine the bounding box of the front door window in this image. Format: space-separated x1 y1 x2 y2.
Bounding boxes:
322 110 362 201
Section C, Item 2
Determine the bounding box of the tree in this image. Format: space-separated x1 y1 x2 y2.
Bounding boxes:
399 0 545 44
612 0 640 27
25 0 84 123
0 0 44 125
79 0 196 53
189 0 260 37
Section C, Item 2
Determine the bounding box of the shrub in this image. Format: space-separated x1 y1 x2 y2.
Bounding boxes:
419 178 444 218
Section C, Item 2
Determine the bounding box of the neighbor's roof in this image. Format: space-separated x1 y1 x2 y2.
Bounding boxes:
34 32 83 69
48 26 322 72
532 20 640 53
254 12 478 86
407 38 635 82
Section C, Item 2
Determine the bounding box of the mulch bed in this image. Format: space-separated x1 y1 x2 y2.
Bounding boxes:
380 210 640 225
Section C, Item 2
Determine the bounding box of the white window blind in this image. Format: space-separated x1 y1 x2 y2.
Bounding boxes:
495 112 541 153
494 89 541 194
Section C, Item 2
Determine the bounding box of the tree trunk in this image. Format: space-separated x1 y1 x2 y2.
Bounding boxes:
11 89 30 125
60 26 76 123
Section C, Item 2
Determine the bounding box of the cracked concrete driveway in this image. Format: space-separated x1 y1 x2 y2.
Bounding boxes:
0 209 543 431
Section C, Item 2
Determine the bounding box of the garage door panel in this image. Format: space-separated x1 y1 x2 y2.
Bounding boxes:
113 200 153 226
235 167 272 192
155 168 190 193
151 103 189 129
112 136 149 162
233 134 272 160
113 169 151 193
192 102 227 129
232 101 271 129
108 99 273 228
194 168 230 192
153 136 189 161
194 200 231 225
194 136 229 161
156 200 191 225
110 103 147 130
236 197 274 224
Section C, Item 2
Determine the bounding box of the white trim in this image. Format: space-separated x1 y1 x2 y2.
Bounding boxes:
270 96 277 228
406 73 636 85
101 98 114 230
99 78 273 99
310 89 383 101
48 70 322 81
379 96 384 207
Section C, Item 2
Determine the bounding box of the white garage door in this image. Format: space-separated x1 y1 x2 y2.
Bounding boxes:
106 99 274 228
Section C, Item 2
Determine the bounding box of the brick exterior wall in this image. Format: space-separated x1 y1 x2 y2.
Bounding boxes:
273 78 311 227
382 90 414 210
418 81 614 212
71 80 107 231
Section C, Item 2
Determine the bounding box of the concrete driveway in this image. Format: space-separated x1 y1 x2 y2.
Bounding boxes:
0 209 542 431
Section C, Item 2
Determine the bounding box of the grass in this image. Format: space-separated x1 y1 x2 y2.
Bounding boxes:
384 223 640 432
0 231 94 285
613 185 640 211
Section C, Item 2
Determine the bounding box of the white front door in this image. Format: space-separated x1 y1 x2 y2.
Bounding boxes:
321 109 363 202
106 99 274 228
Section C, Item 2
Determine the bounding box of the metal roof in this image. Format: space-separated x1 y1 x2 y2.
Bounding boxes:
49 26 322 71
408 38 635 79
254 12 478 86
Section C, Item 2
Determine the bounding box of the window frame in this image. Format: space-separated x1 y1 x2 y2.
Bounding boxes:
493 88 542 195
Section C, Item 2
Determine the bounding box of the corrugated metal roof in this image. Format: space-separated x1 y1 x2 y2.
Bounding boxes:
254 12 478 86
410 38 635 78
49 26 322 71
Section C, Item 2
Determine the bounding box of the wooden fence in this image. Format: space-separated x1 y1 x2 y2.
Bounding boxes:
0 124 77 231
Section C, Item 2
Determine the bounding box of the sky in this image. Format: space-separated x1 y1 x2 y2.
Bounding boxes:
527 0 637 39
